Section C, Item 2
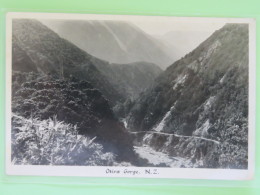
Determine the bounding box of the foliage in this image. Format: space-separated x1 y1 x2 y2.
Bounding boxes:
126 24 249 169
12 114 115 166
12 19 123 105
12 72 136 162
12 72 114 134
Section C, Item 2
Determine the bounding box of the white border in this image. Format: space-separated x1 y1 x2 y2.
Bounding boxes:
5 12 256 180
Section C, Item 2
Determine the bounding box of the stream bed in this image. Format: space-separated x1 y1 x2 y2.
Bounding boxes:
134 145 194 168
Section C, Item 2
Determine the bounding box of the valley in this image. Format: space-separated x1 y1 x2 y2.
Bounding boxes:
11 19 249 169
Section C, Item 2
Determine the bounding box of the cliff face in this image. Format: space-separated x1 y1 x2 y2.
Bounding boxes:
126 24 249 169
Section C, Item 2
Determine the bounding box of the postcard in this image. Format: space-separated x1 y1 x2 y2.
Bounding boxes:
5 12 256 180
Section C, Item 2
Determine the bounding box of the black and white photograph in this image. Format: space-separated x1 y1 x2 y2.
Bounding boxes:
6 13 255 179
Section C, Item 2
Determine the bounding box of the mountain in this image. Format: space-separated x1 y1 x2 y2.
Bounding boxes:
40 20 174 69
12 19 123 105
12 19 162 103
12 72 136 162
93 61 162 100
12 19 163 163
157 30 217 61
126 24 249 169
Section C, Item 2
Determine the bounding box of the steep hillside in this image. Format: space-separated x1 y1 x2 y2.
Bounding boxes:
11 19 163 164
157 30 217 61
126 24 249 169
40 20 174 69
12 19 123 105
93 61 162 100
12 72 136 162
13 19 163 103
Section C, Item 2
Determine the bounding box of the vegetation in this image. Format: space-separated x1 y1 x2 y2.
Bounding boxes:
11 19 250 169
12 71 135 163
126 24 249 169
12 72 114 134
12 114 115 166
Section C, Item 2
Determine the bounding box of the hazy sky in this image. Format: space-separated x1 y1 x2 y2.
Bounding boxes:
128 20 225 60
40 17 226 63
130 20 225 36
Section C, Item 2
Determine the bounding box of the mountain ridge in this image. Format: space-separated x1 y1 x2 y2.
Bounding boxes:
12 19 163 105
12 19 124 105
125 23 249 168
40 19 175 69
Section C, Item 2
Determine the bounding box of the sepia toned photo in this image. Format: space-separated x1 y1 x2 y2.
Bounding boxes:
5 12 255 179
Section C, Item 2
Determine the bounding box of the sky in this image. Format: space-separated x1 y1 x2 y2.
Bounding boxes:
129 19 225 60
130 20 225 36
40 16 226 64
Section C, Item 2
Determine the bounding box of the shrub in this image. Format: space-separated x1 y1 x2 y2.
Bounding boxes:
12 73 114 134
12 114 115 166
12 72 136 163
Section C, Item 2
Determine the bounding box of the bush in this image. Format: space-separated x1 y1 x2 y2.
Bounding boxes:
12 114 115 166
12 73 114 133
12 72 136 163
